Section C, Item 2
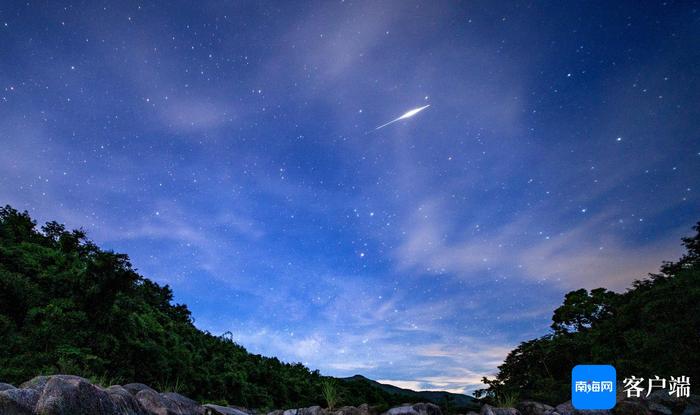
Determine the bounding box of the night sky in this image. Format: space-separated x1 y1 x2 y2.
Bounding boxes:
1 1 699 395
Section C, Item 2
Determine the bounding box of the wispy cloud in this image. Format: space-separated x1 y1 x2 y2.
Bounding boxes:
392 192 688 291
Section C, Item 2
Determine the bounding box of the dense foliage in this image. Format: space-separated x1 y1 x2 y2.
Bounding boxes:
476 222 700 405
0 206 413 410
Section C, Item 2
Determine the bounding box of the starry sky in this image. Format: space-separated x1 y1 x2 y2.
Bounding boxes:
1 1 699 395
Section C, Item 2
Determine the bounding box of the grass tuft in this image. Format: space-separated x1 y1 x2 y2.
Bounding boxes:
494 392 518 408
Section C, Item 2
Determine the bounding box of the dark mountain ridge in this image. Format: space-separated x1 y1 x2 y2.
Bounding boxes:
339 375 475 407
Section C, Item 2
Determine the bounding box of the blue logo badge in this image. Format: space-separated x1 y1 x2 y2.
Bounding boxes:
572 365 617 410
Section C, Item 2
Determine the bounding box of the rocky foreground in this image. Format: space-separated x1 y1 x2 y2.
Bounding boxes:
0 375 698 415
490 389 700 415
0 375 443 415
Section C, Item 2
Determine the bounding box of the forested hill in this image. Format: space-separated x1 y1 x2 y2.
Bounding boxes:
0 205 428 410
476 221 700 406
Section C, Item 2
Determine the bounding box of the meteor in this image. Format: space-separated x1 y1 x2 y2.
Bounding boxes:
374 104 430 130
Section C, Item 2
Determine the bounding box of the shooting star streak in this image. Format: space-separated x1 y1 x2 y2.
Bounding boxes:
374 104 430 130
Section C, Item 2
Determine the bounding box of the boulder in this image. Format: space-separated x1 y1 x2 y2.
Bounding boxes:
123 383 158 396
612 392 700 415
204 404 252 415
0 382 16 392
412 404 442 415
106 385 149 415
384 403 442 415
300 406 326 415
2 376 252 415
480 405 520 415
0 387 40 415
646 390 686 413
275 406 330 415
553 402 573 415
135 388 204 415
554 400 611 415
162 392 204 414
228 405 255 415
385 406 418 415
681 395 700 415
20 375 71 393
33 375 122 415
683 403 700 415
612 400 649 415
334 406 365 415
648 402 672 415
517 401 553 415
136 388 182 415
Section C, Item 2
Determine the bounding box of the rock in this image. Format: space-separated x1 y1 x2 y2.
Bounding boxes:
123 383 157 396
276 406 354 415
34 375 122 415
228 405 255 415
412 404 442 415
554 400 611 415
162 392 204 414
480 404 520 415
0 382 16 392
648 402 672 415
335 406 365 415
646 390 687 413
106 385 149 415
385 406 418 415
517 401 553 415
300 406 326 415
136 389 181 415
682 396 700 414
385 403 442 415
20 375 90 393
20 375 67 393
275 407 326 415
553 402 573 415
612 392 700 415
204 404 252 415
135 388 204 415
0 387 40 415
613 400 650 415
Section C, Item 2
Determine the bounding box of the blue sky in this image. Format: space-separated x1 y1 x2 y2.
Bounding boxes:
1 1 699 395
